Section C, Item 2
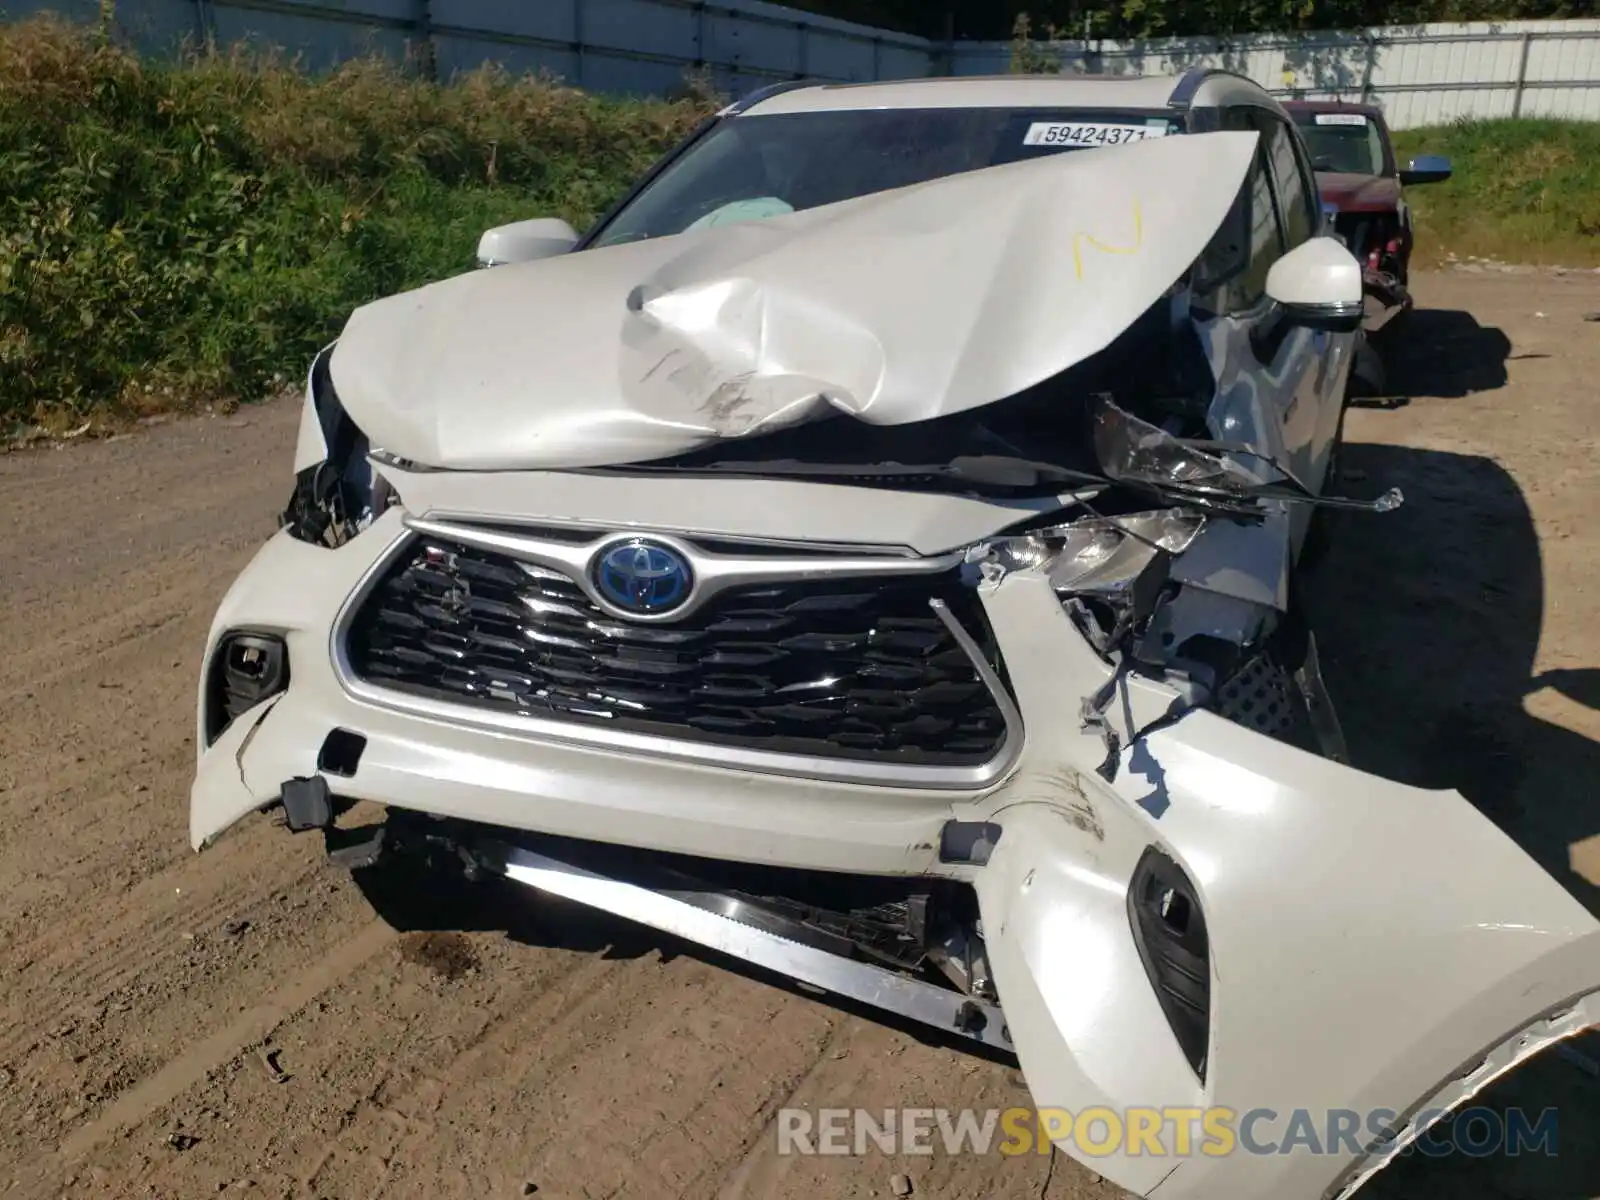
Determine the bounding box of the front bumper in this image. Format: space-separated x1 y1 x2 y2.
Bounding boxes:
193 511 1600 1200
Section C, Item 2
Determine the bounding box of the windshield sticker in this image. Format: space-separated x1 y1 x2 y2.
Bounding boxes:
1023 122 1168 147
1313 113 1369 126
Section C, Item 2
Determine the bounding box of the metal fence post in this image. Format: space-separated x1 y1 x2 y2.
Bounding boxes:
1359 32 1378 103
795 21 807 78
1512 31 1533 117
191 0 212 48
573 0 585 86
411 0 436 80
872 35 882 80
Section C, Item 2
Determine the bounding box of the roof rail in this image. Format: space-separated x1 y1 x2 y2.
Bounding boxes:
724 79 820 115
1167 67 1253 109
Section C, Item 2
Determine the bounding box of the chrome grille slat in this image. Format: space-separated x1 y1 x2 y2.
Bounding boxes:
345 536 1010 768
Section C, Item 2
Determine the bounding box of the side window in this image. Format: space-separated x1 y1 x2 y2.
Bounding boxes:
1239 143 1283 302
1195 108 1285 313
1263 116 1316 248
1366 121 1386 176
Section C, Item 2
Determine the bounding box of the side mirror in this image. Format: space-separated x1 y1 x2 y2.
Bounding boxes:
1266 236 1363 332
476 218 579 268
1399 154 1452 186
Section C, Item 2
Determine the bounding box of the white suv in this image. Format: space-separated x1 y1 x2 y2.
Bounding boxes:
192 70 1599 1200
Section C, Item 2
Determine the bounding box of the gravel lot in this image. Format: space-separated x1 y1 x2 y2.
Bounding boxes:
0 270 1595 1200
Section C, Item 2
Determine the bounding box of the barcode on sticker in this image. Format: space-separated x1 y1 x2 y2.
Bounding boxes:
1023 122 1167 147
1313 113 1369 126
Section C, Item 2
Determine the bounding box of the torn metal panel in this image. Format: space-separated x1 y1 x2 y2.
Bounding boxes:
327 133 1258 471
1168 504 1294 610
1142 586 1273 652
1092 395 1267 492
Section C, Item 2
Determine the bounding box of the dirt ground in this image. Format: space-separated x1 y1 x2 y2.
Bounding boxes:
0 270 1597 1200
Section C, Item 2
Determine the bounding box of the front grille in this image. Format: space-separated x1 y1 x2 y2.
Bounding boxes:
345 537 1010 766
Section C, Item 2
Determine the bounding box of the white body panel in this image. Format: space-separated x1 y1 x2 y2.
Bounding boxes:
329 133 1255 471
739 73 1191 116
191 518 1600 1200
196 74 1597 1200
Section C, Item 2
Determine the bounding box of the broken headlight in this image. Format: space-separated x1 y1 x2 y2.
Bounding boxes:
282 345 397 547
969 510 1206 671
969 510 1205 598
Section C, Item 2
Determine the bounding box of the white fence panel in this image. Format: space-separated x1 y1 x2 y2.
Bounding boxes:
3 1 1599 124
951 20 1600 128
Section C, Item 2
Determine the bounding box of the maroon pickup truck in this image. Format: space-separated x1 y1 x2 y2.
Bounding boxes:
1283 100 1452 322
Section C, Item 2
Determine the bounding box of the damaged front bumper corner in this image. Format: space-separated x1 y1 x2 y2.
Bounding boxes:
191 522 1600 1200
969 574 1600 1199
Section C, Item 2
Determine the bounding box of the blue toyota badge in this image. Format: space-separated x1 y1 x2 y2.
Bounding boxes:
592 539 693 616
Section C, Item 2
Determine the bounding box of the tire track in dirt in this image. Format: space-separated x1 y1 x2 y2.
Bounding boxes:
0 403 418 1197
55 919 399 1164
0 833 332 1063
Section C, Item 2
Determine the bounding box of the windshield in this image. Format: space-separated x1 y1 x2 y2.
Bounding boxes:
1292 111 1385 175
589 107 1184 248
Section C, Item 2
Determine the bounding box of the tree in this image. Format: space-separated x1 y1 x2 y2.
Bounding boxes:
782 0 1597 41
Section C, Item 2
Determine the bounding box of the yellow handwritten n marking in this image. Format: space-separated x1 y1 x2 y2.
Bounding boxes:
1072 200 1144 280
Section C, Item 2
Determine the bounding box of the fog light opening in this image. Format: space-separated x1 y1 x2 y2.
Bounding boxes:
205 632 289 745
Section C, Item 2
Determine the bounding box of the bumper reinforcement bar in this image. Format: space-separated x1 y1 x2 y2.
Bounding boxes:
479 839 1015 1054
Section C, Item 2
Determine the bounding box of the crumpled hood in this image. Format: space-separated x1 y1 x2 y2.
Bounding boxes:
330 131 1257 471
1316 171 1402 213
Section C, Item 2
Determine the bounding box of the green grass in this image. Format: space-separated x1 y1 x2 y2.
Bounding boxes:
2 16 1597 431
0 16 715 432
1394 118 1600 269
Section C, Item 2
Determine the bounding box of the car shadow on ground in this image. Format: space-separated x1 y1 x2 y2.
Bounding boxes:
1355 307 1515 406
1305 441 1597 914
1303 441 1600 1200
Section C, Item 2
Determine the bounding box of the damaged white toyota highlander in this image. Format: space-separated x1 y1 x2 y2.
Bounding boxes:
192 70 1599 1198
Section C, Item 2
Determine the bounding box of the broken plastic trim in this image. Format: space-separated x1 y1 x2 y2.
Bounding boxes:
1327 989 1600 1200
965 508 1199 781
282 347 396 547
203 631 289 746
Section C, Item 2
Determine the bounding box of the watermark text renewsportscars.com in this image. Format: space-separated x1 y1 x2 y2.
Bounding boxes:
777 1106 1559 1159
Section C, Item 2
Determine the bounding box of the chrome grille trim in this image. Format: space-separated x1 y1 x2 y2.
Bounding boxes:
403 516 962 626
330 521 1023 791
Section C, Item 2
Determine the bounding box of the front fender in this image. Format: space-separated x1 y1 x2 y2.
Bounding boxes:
292 341 342 474
978 711 1600 1200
